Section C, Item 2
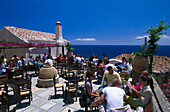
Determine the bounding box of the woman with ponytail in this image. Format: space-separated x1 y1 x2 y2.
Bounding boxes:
85 71 100 102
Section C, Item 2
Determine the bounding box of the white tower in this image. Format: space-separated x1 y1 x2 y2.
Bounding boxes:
55 21 64 43
55 21 66 56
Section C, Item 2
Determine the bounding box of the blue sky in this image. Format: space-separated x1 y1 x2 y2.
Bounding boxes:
0 0 170 45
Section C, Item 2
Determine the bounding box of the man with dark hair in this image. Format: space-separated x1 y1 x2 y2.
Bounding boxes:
105 60 117 72
42 53 47 62
121 57 127 70
102 54 107 62
88 54 95 67
91 78 127 112
101 66 121 86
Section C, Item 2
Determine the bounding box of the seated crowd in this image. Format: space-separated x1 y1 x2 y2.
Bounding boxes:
0 53 153 112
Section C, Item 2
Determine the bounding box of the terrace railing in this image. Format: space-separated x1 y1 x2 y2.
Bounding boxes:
152 76 170 112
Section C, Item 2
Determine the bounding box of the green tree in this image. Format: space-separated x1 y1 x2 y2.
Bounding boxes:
147 19 169 73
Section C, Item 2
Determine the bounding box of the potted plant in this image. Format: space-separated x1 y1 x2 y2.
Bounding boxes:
65 42 74 58
132 40 149 83
132 19 169 82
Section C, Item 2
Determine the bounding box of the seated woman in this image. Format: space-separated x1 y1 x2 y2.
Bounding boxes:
85 71 100 102
125 73 154 109
7 60 16 69
101 66 121 87
126 71 149 95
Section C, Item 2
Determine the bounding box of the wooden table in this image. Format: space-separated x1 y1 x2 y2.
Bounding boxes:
3 78 29 104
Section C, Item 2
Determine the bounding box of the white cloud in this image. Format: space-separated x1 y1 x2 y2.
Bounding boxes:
135 35 148 40
75 38 96 41
161 35 170 39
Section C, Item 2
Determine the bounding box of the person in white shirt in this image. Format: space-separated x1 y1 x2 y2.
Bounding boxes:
92 56 99 66
76 55 81 62
16 56 27 68
91 78 127 112
45 55 53 66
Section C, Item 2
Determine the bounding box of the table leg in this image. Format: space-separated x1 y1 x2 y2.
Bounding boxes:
14 85 19 104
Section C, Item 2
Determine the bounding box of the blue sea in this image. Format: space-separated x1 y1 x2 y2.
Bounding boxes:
72 45 170 59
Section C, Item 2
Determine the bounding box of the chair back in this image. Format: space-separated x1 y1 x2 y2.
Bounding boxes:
53 75 56 85
0 74 8 85
27 79 32 90
34 64 39 75
17 78 32 106
53 75 57 96
20 78 32 91
14 69 24 78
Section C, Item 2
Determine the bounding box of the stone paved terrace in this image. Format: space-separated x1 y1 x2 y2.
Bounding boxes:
9 76 100 112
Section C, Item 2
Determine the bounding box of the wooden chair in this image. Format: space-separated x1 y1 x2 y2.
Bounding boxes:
13 68 24 78
0 92 11 112
65 78 79 103
78 81 85 87
34 64 39 76
0 90 5 96
22 65 33 80
18 79 32 106
96 67 104 83
53 75 64 98
62 63 68 77
0 74 8 89
56 63 63 76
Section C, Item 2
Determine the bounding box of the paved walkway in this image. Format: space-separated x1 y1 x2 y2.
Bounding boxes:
11 76 100 112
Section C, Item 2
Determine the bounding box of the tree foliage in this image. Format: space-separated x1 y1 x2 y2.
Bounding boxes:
134 19 169 73
147 19 169 73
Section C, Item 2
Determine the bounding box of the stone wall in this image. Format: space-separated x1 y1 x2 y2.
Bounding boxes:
152 76 170 112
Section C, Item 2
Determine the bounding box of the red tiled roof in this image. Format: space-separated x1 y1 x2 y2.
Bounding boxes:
5 26 68 42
